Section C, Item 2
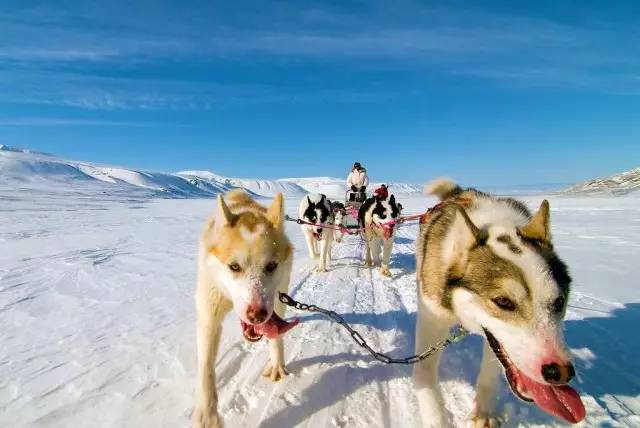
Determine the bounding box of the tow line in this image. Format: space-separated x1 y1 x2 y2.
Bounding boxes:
278 292 468 365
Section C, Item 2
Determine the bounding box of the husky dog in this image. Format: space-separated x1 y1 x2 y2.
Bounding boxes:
299 194 335 272
414 179 585 427
330 201 347 244
358 194 400 277
193 190 298 428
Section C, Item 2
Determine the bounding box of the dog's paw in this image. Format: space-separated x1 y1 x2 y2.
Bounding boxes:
192 406 222 428
315 265 327 273
471 412 502 428
262 362 289 382
379 267 392 277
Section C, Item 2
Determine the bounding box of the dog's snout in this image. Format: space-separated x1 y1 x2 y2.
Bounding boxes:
246 306 268 324
541 362 575 384
541 363 560 383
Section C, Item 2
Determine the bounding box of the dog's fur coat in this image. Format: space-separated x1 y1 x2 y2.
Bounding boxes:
193 190 294 428
413 179 585 427
358 194 400 277
299 193 342 272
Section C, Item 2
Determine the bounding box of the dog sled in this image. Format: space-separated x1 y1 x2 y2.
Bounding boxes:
342 190 369 229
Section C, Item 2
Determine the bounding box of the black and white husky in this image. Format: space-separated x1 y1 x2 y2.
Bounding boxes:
358 194 400 277
414 179 585 427
299 194 336 272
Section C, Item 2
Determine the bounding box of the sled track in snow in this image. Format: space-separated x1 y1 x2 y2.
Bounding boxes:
210 227 428 428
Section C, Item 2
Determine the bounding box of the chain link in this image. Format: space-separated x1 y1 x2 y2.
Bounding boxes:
279 292 468 365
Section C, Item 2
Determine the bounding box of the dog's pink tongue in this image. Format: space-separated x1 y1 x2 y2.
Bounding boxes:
254 312 299 339
521 374 586 423
382 224 394 239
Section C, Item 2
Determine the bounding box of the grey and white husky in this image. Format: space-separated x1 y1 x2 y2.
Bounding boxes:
414 178 585 427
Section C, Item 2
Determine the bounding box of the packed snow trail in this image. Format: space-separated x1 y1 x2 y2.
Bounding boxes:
1 187 639 427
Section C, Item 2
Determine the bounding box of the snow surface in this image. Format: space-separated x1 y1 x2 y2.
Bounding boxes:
1 165 639 428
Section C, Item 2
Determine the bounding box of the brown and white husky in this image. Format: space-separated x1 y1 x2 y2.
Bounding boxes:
414 179 586 427
193 190 297 428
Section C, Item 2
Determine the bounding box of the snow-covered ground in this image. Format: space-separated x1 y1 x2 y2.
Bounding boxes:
1 172 639 427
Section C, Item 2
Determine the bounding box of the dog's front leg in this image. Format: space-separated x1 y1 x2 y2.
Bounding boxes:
364 236 373 267
380 238 393 277
262 290 289 381
414 298 454 428
471 339 503 427
316 235 331 272
193 290 232 428
303 229 318 260
371 237 382 266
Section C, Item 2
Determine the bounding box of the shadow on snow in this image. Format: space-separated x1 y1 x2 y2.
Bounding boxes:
263 303 640 427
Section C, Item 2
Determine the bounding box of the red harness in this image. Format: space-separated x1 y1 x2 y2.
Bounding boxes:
419 197 473 225
287 198 473 238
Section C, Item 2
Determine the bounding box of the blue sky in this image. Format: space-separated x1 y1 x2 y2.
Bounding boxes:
0 1 639 185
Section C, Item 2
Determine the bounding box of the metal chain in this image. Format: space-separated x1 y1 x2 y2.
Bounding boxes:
279 292 468 365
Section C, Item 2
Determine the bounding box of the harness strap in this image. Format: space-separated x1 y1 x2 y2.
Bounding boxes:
419 197 474 225
285 215 363 235
285 211 428 235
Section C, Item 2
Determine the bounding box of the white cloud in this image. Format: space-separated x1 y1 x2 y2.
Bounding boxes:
0 117 189 127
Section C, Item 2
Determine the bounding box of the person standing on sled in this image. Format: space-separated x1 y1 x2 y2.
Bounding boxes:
347 162 369 202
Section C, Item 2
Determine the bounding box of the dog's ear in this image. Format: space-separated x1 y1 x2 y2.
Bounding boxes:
518 200 550 243
214 194 237 230
445 206 484 279
307 195 313 206
389 194 396 205
267 192 285 228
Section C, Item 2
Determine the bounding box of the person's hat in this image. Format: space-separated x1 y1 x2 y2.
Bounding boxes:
353 162 362 169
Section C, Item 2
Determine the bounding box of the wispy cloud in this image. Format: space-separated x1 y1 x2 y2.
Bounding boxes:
0 69 403 111
0 1 639 112
0 117 190 127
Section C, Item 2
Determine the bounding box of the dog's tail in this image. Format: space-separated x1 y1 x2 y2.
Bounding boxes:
424 178 462 201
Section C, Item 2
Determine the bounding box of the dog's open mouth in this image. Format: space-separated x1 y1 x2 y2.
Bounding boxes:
483 329 585 424
240 313 299 342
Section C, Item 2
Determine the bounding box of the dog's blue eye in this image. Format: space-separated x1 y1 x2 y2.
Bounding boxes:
228 263 241 272
265 261 278 273
492 297 516 311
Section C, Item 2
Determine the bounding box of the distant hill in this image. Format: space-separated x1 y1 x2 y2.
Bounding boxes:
1 146 421 199
563 167 640 196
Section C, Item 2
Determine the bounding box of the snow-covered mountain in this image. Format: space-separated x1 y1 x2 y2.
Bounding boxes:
0 146 231 198
278 177 422 198
563 167 640 196
1 146 421 199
